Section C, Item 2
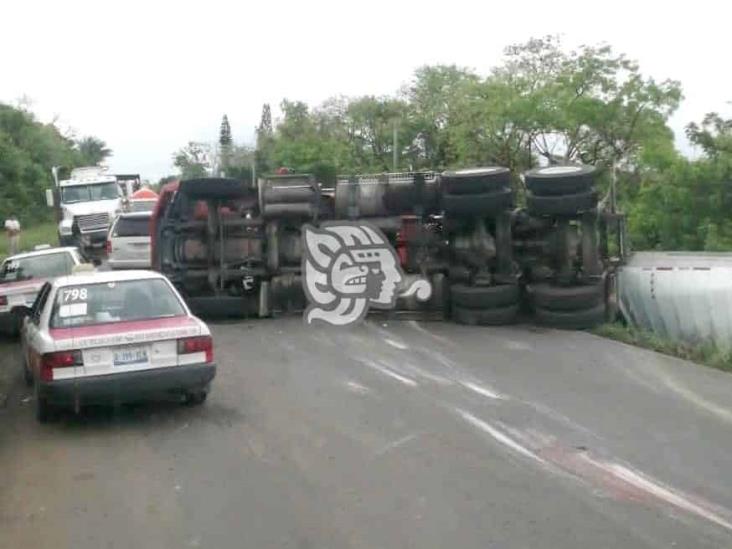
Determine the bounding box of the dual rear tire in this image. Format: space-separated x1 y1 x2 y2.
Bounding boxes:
450 283 519 326
528 281 606 329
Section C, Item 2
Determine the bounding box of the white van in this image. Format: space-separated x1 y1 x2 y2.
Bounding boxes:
107 212 152 269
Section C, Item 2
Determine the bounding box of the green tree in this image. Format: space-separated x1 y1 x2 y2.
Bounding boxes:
76 136 112 165
219 114 232 173
0 103 86 223
405 65 479 169
255 103 274 175
173 141 210 179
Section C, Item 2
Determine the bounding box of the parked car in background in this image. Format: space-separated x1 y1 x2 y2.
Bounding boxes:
19 270 216 421
107 211 152 269
0 247 86 335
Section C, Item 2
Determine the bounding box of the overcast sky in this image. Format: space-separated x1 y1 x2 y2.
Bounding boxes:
2 0 730 181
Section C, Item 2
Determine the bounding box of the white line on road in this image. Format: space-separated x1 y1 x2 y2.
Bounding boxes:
456 409 545 465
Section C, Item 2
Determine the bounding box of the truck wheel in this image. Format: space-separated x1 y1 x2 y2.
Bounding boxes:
528 282 604 311
452 304 519 326
441 167 511 195
58 234 75 247
534 303 606 330
442 189 514 217
450 283 519 309
524 165 595 196
34 382 52 423
526 190 597 216
22 352 33 386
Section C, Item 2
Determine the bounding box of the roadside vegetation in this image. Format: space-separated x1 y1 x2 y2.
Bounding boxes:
0 102 110 230
0 221 57 260
594 323 732 373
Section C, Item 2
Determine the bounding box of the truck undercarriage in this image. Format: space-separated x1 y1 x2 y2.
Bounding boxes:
152 166 624 329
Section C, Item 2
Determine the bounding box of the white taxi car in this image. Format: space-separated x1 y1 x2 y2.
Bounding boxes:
19 270 216 421
0 247 85 335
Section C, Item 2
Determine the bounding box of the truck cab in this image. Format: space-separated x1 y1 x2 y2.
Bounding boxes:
48 166 122 251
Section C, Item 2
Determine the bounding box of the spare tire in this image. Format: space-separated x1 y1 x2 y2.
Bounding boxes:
528 282 604 311
526 190 597 216
452 304 519 326
524 165 595 196
442 167 511 195
450 283 519 309
534 303 606 329
442 189 514 217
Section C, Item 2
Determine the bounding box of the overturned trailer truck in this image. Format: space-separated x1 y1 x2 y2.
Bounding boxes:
150 166 623 328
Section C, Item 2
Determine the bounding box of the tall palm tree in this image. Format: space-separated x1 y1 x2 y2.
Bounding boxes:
77 136 112 165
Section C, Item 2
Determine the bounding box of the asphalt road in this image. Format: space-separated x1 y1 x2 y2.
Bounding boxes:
2 318 732 548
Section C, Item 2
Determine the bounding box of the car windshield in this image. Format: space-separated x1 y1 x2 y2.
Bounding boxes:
0 253 74 283
61 182 119 203
49 278 186 328
113 216 151 237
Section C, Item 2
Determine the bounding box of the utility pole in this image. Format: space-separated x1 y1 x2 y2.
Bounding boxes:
392 121 398 172
252 125 257 186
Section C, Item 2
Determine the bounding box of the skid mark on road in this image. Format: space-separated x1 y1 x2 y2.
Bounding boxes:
407 320 456 348
455 404 732 534
374 433 420 457
344 380 371 395
659 371 732 426
360 359 418 387
456 409 546 465
460 381 505 400
385 338 409 351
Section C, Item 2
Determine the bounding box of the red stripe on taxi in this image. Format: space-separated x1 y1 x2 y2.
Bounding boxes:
0 278 47 294
50 316 196 340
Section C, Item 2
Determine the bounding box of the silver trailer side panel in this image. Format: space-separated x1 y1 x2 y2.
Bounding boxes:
618 252 732 349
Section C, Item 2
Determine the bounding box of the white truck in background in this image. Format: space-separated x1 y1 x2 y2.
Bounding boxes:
47 166 122 251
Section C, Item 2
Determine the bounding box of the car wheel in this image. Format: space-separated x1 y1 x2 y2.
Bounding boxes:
452 303 519 326
184 391 208 406
528 282 604 311
534 303 606 330
450 283 519 309
441 167 511 195
524 165 596 196
34 383 51 423
23 353 33 386
526 190 598 216
442 189 514 217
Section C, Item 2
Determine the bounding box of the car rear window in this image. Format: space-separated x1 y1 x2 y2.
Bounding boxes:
49 278 186 328
0 253 74 283
113 216 151 237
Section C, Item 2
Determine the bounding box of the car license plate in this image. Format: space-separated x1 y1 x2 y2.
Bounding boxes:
113 347 148 366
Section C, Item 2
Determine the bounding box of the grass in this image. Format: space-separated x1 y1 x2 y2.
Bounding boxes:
593 322 732 373
0 221 58 261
